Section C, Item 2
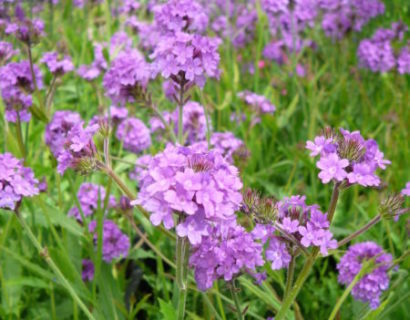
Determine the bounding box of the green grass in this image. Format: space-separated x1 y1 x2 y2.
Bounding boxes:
0 1 409 319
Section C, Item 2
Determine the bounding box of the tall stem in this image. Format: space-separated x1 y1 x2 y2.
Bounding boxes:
176 236 190 320
275 183 341 320
230 280 243 320
284 255 296 299
338 215 381 247
17 214 95 320
15 113 26 159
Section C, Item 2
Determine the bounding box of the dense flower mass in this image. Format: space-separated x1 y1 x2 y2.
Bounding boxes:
153 0 208 34
189 220 264 291
68 182 116 221
40 51 74 75
89 220 130 262
337 242 392 309
358 22 409 73
103 49 151 104
45 111 82 158
150 32 220 88
57 122 99 174
0 61 43 122
306 128 390 186
238 90 276 115
0 153 39 210
115 118 151 153
132 144 243 245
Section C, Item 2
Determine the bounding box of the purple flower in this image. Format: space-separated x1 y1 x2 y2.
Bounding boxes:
238 91 276 115
0 61 43 123
209 132 247 164
266 237 291 270
5 12 44 44
115 118 151 153
131 144 243 245
189 220 264 291
306 136 335 157
129 155 152 183
337 242 392 309
316 153 349 184
357 39 395 73
401 182 410 196
120 0 140 15
103 49 150 104
109 31 133 57
77 44 108 81
68 182 116 221
40 51 74 75
0 153 39 210
89 220 130 262
397 45 410 74
45 111 82 158
347 163 380 187
82 259 94 281
0 41 18 64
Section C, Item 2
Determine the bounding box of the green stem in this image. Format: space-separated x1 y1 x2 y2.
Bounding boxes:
178 83 185 145
338 215 381 247
15 113 26 159
176 236 190 320
276 183 340 320
284 255 296 299
230 280 243 320
17 214 95 320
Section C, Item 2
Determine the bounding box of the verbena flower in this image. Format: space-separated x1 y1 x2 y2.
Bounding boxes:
0 153 39 210
238 90 276 115
306 128 390 186
89 220 130 262
120 0 140 15
40 51 74 75
131 144 243 245
103 49 151 104
401 182 410 196
109 31 133 57
337 242 392 309
77 44 108 81
57 122 99 175
45 111 82 158
89 106 129 129
0 41 18 64
189 220 264 291
5 8 44 44
153 0 208 34
150 32 220 88
397 45 410 74
82 259 95 281
68 182 116 221
129 155 152 182
0 61 43 123
115 118 151 154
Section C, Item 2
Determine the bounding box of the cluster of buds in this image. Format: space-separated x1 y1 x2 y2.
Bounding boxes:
379 193 408 221
242 188 277 224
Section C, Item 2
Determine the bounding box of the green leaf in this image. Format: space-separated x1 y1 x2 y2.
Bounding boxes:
158 298 177 320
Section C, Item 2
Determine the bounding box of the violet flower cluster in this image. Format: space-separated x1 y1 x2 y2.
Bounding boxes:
238 90 276 115
77 44 108 81
68 182 116 221
115 118 151 154
0 41 18 64
89 220 130 262
306 128 390 186
0 153 39 210
0 60 43 122
5 8 44 45
40 51 74 75
337 242 392 309
131 144 243 245
358 22 410 74
189 220 264 291
45 111 82 158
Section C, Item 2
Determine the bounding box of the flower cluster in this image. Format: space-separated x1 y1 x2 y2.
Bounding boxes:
0 153 39 210
5 10 44 44
115 118 151 154
129 155 152 183
150 101 208 145
306 128 390 186
358 22 409 73
189 220 264 291
153 0 208 34
68 182 116 221
238 91 276 115
40 51 74 75
0 41 18 64
0 61 43 122
337 242 392 309
77 44 108 81
57 122 99 175
45 111 82 157
319 0 385 39
89 220 130 262
103 49 151 104
132 144 243 245
150 32 220 88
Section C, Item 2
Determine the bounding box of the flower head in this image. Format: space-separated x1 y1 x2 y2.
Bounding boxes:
40 51 74 75
115 118 151 153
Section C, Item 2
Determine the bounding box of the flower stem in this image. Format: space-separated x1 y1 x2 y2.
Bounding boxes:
275 183 341 320
17 213 95 320
15 113 26 159
338 215 381 247
177 83 185 145
284 255 296 299
230 280 243 320
176 236 190 320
